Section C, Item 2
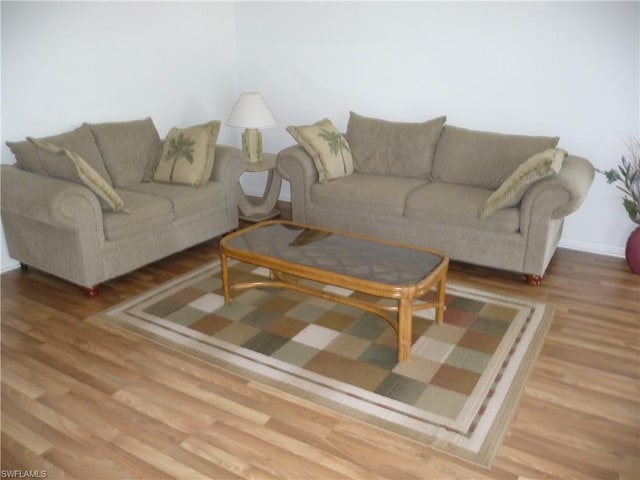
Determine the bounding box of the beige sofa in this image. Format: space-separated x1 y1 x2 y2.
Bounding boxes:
1 117 244 295
278 112 594 284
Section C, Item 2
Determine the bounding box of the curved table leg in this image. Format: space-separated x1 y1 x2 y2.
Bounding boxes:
238 169 282 221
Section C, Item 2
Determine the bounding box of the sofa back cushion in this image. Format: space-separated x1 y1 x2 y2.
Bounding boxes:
346 112 446 178
7 123 113 185
6 140 48 175
88 117 162 187
431 125 560 189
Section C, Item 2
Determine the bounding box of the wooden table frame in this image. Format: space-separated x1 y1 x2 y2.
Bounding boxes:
219 221 449 362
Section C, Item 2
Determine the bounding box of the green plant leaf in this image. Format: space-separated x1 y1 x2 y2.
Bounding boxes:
623 197 639 223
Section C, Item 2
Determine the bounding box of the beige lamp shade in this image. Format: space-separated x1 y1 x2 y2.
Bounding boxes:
226 92 277 162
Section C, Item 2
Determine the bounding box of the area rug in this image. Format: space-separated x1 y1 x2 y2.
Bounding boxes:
90 260 554 467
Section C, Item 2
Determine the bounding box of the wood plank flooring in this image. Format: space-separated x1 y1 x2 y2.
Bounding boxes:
2 213 639 479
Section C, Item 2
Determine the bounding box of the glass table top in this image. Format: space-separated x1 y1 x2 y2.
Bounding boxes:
223 222 444 286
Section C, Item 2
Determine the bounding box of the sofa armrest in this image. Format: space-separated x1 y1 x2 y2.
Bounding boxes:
211 145 244 197
1 164 107 285
520 154 594 230
276 145 319 223
1 165 104 233
211 145 244 182
550 155 596 218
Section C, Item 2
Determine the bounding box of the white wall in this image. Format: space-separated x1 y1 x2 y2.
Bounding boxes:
2 2 638 272
1 1 239 272
235 1 640 257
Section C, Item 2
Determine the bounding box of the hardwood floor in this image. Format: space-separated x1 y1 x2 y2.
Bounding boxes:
2 213 639 479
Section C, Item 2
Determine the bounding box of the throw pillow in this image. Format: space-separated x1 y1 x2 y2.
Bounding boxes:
153 121 220 187
479 148 567 218
286 118 354 183
346 112 446 177
88 117 163 187
26 137 128 213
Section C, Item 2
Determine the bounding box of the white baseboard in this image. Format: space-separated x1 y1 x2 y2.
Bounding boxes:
1 259 20 274
558 239 625 258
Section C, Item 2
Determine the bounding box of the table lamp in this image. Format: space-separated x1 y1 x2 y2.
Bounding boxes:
226 92 277 162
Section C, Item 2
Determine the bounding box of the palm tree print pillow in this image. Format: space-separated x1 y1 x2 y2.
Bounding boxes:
153 121 220 187
286 118 354 183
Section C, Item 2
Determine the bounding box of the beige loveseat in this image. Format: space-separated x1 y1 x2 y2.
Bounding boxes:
1 117 244 295
278 112 594 284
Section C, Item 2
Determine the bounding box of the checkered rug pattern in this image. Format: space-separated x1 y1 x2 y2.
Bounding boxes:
95 260 553 467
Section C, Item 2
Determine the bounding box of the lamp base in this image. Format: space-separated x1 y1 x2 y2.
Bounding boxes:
242 128 263 163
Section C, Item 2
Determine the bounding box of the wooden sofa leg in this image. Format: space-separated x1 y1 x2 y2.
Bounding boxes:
525 274 544 286
81 285 100 297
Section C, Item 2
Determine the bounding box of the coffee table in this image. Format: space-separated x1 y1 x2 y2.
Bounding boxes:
219 220 449 362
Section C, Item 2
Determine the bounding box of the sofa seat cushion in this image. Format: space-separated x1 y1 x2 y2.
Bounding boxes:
311 172 426 216
431 125 560 190
404 183 520 233
122 181 226 219
103 190 173 241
